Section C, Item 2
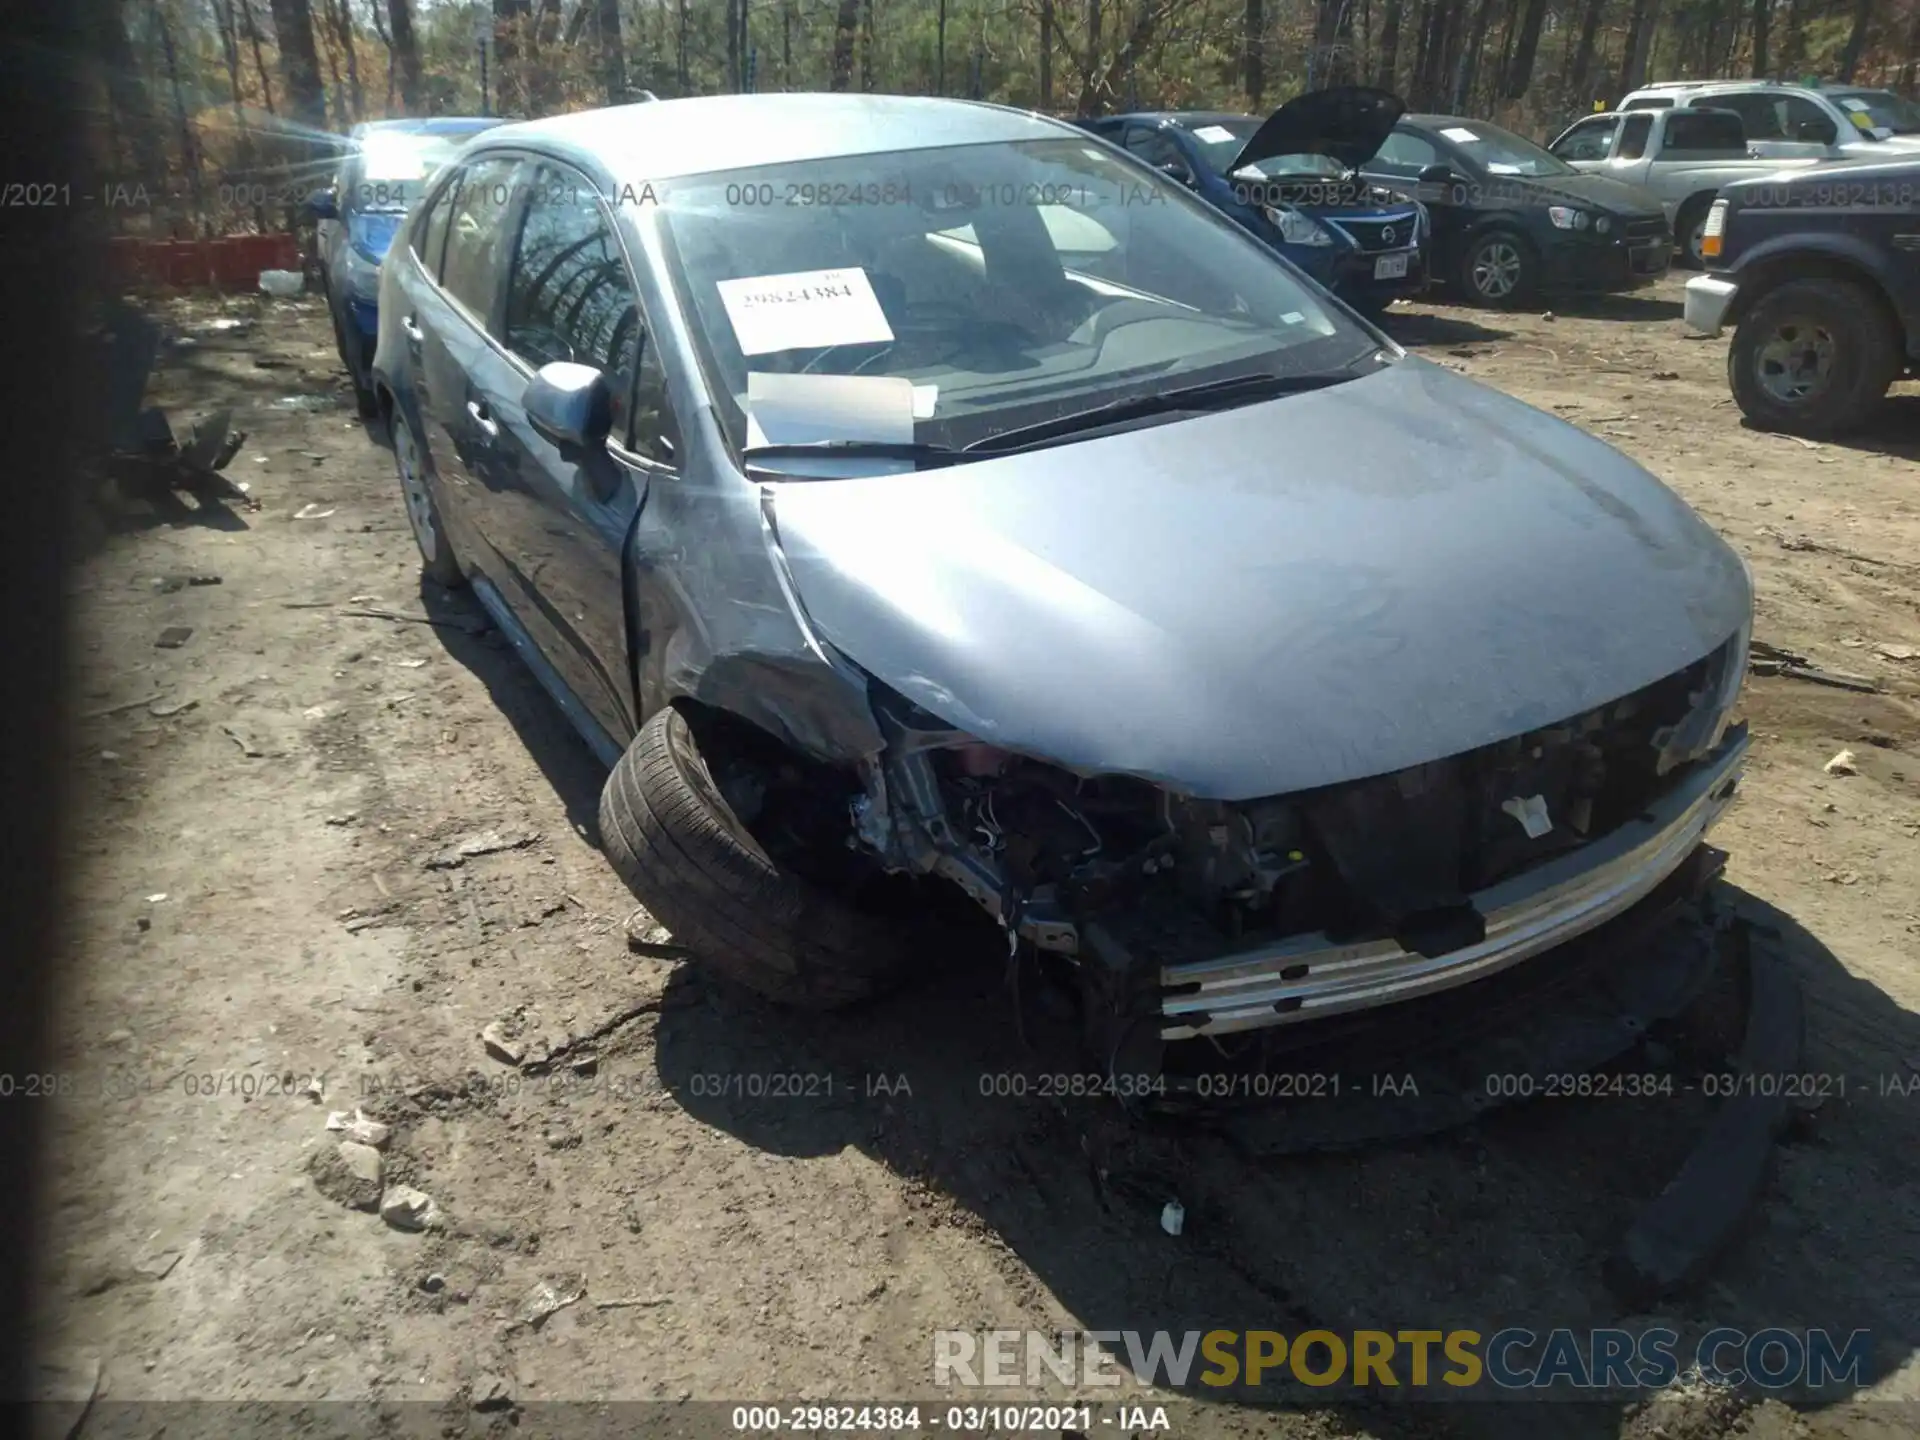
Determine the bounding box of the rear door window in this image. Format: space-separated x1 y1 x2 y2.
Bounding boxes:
1662 108 1746 154
412 175 455 275
437 156 525 324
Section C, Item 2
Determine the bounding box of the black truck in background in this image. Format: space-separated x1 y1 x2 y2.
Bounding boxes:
1684 154 1920 436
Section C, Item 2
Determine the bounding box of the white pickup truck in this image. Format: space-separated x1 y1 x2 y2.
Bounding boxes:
1546 106 1821 266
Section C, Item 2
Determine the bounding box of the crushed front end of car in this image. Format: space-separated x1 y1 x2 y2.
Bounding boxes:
845 629 1748 1075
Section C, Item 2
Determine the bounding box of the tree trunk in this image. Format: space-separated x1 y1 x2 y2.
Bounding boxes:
1749 0 1769 77
859 0 874 91
386 0 420 111
152 0 207 236
596 0 624 100
1374 0 1401 89
365 0 395 111
1039 0 1053 106
936 0 947 92
1500 0 1547 97
330 0 364 119
1834 0 1872 81
726 0 740 89
266 0 326 128
829 0 858 89
1083 0 1102 111
782 0 793 86
1779 0 1805 76
97 0 166 191
1451 0 1496 108
317 0 346 125
1616 0 1659 93
1565 0 1606 104
675 0 689 91
1244 0 1264 108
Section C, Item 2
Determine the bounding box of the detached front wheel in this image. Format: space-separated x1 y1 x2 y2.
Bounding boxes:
598 706 917 1009
1728 277 1899 437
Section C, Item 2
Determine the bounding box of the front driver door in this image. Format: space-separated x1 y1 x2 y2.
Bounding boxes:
486 163 681 750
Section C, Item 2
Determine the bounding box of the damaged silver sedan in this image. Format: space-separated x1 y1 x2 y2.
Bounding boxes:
370 94 1753 1070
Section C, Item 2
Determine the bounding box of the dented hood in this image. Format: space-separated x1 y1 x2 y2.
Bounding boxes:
1228 85 1406 174
765 359 1751 802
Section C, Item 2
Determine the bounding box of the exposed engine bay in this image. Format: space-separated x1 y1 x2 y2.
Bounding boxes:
849 633 1748 1061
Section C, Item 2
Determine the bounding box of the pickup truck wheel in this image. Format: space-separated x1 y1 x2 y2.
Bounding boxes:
1675 195 1714 269
598 705 916 1009
1729 278 1899 437
389 406 464 588
1460 229 1536 308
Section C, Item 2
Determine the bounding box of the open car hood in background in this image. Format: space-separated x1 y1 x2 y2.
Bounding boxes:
1229 86 1407 173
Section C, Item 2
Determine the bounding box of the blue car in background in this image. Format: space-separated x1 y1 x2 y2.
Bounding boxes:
1079 87 1428 318
309 117 503 414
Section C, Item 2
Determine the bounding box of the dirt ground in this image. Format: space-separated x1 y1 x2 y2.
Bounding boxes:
34 273 1920 1440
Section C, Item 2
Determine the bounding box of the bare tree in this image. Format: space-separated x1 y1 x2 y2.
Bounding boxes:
596 0 624 101
267 0 327 128
1373 0 1402 90
1565 0 1606 105
1616 0 1660 94
242 0 277 113
1039 0 1054 107
1500 0 1547 97
326 0 364 119
830 0 858 88
1835 0 1874 81
1749 0 1769 77
387 0 422 112
97 0 167 191
1244 0 1264 107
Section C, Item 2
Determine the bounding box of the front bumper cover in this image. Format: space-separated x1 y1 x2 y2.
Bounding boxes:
1158 726 1750 1040
1685 273 1739 337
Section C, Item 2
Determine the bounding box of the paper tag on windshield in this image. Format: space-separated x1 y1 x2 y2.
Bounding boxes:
1486 162 1521 173
718 267 895 357
1840 97 1871 111
1192 124 1237 144
1441 126 1480 143
744 372 915 449
911 384 939 420
1848 110 1878 131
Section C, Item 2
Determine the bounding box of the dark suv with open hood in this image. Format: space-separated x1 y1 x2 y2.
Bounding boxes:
1080 87 1428 317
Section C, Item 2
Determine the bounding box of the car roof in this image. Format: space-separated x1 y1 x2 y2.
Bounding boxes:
477 93 1074 183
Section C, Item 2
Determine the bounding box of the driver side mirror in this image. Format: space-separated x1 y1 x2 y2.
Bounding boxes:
1157 160 1197 188
1794 119 1836 144
1417 163 1457 185
306 188 338 221
524 361 612 461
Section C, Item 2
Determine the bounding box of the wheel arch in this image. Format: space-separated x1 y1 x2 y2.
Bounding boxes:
1725 253 1904 355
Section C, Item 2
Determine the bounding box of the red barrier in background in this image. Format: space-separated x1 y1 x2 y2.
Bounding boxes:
109 234 302 289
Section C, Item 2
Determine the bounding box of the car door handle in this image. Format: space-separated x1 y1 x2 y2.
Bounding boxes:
466 398 499 437
401 314 424 345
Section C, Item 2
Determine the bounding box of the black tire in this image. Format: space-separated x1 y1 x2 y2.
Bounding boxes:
1728 277 1900 438
1458 228 1537 308
388 405 464 588
599 706 915 1009
325 285 379 418
1674 194 1715 270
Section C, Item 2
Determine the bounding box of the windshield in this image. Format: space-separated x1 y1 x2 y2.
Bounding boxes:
1439 120 1578 176
1829 89 1920 136
655 137 1377 463
347 132 479 211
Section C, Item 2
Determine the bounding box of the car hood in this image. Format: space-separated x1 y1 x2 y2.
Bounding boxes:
1726 153 1920 193
1229 86 1407 174
1500 169 1668 217
764 359 1751 801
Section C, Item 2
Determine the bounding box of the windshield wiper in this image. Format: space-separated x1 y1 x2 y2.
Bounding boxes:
964 369 1361 455
741 439 967 472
